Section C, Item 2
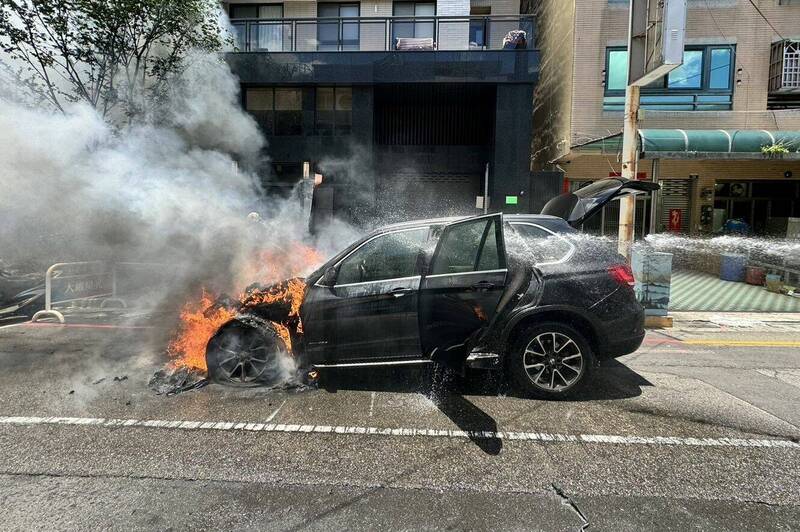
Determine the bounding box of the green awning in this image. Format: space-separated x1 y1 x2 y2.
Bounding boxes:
557 129 800 162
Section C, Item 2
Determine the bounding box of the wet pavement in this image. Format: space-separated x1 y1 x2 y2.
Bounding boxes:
0 313 799 530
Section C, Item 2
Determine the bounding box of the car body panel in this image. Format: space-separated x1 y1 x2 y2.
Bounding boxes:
292 211 645 369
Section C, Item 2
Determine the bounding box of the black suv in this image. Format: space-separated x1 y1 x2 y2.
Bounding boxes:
206 178 657 398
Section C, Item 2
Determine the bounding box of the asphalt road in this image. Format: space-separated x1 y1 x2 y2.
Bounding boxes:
0 311 799 531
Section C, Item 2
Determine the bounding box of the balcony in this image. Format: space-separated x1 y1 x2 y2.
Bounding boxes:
769 40 800 109
229 15 535 53
769 40 800 93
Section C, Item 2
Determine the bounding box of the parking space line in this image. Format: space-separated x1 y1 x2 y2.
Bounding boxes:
0 415 797 450
265 400 287 423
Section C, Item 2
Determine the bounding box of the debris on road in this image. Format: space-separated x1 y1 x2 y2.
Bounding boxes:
149 366 208 396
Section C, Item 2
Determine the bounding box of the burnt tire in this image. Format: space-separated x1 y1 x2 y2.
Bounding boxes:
206 320 288 387
507 322 594 399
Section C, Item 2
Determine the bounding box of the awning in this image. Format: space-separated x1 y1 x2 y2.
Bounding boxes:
555 129 800 162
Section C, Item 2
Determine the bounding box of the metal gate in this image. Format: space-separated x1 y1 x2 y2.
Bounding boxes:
378 172 482 220
658 179 691 233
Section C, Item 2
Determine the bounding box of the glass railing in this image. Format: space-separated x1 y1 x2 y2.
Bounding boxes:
229 15 536 52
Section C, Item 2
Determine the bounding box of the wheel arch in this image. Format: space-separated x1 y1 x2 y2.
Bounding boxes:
501 306 600 357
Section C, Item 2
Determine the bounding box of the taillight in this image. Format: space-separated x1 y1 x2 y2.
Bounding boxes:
608 264 635 287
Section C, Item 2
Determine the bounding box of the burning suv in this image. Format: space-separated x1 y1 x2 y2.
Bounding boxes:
204 178 658 398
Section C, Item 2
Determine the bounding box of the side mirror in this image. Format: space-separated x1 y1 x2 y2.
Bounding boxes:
322 266 337 286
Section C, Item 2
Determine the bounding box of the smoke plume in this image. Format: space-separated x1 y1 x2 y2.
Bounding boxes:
0 51 356 311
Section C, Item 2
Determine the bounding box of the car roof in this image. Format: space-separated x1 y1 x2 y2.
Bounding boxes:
377 214 567 231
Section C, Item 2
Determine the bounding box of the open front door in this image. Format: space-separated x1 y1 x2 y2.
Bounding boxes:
419 214 507 363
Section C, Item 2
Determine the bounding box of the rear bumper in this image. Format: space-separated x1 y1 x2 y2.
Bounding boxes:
599 330 645 358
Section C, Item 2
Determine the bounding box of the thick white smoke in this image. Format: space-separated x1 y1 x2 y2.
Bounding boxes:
0 51 356 307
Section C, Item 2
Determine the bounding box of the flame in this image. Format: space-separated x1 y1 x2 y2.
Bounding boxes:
167 290 237 371
166 242 323 373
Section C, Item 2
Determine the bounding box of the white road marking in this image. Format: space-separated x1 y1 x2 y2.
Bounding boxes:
369 392 376 417
0 415 797 449
265 399 287 422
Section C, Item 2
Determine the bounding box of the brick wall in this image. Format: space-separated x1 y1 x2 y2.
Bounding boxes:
571 0 800 144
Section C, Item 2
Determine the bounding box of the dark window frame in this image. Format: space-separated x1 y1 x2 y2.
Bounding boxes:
229 3 284 19
245 87 303 136
603 44 736 111
317 2 361 51
315 86 353 136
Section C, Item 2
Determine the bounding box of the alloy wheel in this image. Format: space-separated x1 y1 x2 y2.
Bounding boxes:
522 332 584 391
209 327 275 384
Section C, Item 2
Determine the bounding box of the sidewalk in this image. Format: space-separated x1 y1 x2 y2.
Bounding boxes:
670 271 800 313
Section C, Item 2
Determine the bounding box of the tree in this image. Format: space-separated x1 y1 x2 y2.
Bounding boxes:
0 0 225 121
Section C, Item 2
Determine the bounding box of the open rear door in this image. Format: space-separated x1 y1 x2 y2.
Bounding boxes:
419 213 507 363
541 178 660 228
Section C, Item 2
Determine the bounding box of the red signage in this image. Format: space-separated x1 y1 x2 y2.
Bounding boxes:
668 209 682 232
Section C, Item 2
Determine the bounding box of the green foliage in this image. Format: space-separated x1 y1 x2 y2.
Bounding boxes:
0 0 226 122
761 143 791 155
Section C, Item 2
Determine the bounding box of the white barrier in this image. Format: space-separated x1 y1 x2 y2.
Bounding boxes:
31 261 167 324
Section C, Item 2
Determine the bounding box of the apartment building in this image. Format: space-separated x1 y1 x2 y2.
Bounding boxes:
535 0 800 236
221 0 539 226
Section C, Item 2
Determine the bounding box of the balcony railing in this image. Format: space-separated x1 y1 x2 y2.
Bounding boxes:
604 92 733 112
769 40 800 93
230 15 535 52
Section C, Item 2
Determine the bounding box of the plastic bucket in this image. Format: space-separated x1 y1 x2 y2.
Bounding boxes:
719 253 747 282
745 266 765 286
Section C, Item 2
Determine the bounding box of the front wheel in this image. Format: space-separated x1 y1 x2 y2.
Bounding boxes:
507 322 594 399
206 320 289 387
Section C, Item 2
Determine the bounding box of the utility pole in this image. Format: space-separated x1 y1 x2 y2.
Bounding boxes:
617 84 640 259
618 0 686 258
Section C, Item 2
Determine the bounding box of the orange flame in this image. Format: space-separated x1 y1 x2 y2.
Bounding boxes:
166 242 324 373
167 290 237 371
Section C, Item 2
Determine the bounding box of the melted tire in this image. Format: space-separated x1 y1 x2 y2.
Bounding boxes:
206 320 287 388
507 322 594 400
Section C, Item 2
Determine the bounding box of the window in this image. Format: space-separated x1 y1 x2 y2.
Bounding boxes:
336 228 429 285
316 87 353 135
230 4 284 51
392 2 435 47
318 3 360 51
604 45 735 111
430 218 503 275
509 223 574 265
245 88 302 135
469 6 490 49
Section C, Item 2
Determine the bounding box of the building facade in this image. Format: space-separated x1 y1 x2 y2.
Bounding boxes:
221 0 540 226
535 0 800 237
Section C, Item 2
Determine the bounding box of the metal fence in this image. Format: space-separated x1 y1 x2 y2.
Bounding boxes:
31 261 171 324
230 15 535 53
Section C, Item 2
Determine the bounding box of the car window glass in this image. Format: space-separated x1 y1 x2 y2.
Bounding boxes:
510 223 573 264
431 218 501 275
476 220 500 270
336 228 428 284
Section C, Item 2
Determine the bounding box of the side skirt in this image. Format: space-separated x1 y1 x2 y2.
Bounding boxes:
312 359 433 369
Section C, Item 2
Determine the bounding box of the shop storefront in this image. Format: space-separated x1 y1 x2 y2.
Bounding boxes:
555 129 800 236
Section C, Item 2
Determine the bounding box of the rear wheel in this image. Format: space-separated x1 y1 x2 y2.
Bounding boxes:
507 322 593 399
206 321 288 387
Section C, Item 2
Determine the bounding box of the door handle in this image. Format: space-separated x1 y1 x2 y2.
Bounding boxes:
471 281 495 291
390 287 413 297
